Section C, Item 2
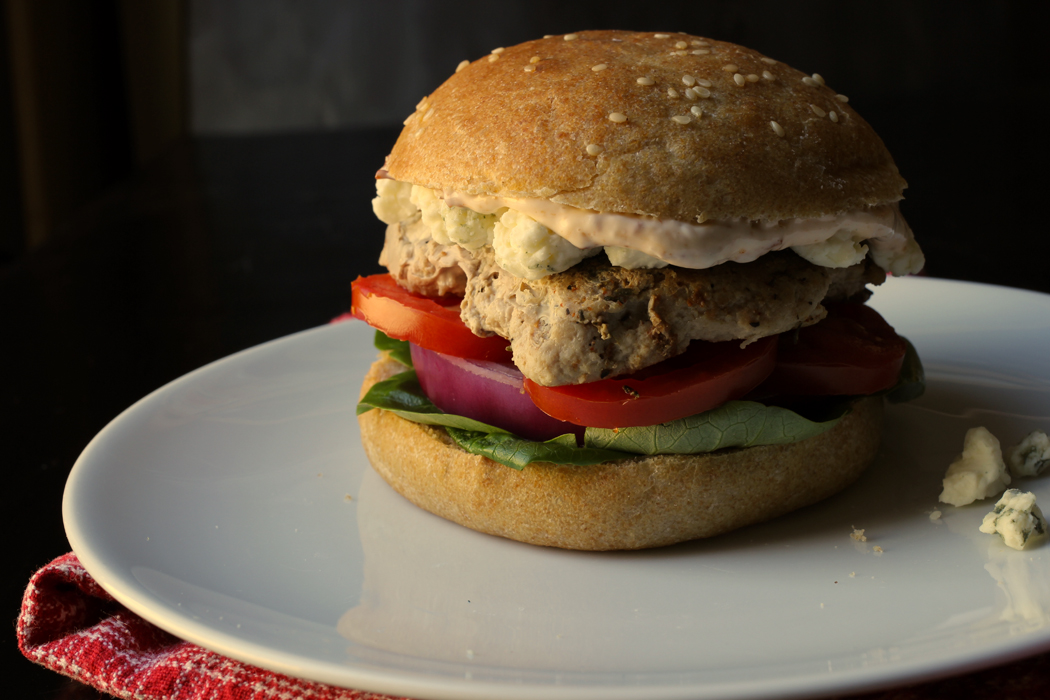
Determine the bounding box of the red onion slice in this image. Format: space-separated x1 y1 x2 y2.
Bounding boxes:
410 344 584 444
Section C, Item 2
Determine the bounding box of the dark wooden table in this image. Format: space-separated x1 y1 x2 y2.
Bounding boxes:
5 123 1050 698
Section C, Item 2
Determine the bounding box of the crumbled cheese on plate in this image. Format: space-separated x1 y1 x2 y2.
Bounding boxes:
1008 430 1050 478
939 427 1010 507
979 489 1049 550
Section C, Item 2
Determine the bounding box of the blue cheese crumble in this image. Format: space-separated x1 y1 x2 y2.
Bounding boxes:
939 426 1011 507
979 489 1049 550
492 209 598 279
1008 430 1050 479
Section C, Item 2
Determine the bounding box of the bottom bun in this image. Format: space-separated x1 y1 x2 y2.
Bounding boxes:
358 354 884 551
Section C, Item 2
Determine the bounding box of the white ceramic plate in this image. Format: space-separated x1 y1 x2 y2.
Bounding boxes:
64 277 1050 700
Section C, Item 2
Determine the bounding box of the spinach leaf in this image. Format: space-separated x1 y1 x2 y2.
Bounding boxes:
356 369 500 433
357 370 629 468
585 400 845 455
373 331 413 367
885 337 925 404
445 428 628 470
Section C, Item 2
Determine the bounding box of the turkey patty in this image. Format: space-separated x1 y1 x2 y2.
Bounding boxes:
380 219 885 386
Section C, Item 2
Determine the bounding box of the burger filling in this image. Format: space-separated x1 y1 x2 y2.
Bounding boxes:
373 177 918 386
355 178 926 469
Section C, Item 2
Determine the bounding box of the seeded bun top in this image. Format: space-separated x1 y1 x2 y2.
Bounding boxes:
384 30 907 224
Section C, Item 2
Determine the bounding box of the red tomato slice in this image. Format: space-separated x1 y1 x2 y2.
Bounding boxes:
759 303 906 397
524 336 778 428
351 274 513 362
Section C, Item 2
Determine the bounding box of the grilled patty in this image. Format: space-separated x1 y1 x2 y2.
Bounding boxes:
381 219 884 386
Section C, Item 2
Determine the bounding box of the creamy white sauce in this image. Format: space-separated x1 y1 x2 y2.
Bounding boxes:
374 176 925 277
444 190 924 275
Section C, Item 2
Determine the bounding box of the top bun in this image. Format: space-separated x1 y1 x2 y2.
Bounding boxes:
385 30 907 224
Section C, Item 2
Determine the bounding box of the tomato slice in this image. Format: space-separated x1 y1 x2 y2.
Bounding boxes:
351 274 513 362
758 302 906 397
524 336 778 428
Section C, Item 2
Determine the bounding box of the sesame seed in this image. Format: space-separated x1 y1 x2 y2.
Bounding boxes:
637 76 655 85
682 75 696 86
771 121 785 137
671 115 691 124
684 88 697 99
654 33 670 38
455 60 469 73
691 40 710 47
812 73 825 85
722 63 739 72
668 88 679 98
530 56 541 63
491 47 505 54
836 94 849 103
695 87 712 98
564 33 578 41
829 110 839 122
690 106 703 116
675 41 688 49
762 70 774 80
802 76 819 87
672 50 687 56
761 57 777 65
691 49 710 55
746 73 759 82
524 65 535 72
733 73 746 86
543 35 553 39
586 144 603 155
488 54 499 62
416 96 428 109
592 64 608 71
810 104 826 117
696 78 712 87
608 112 628 123
423 108 434 121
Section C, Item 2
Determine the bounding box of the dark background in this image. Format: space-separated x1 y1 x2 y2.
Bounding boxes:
4 2 1050 697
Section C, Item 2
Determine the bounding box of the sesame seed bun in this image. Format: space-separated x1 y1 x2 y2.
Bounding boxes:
385 30 906 224
358 353 884 551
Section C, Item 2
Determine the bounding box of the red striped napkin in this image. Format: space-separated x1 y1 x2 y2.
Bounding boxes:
18 553 405 700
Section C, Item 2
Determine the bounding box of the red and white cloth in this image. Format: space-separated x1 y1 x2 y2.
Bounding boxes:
21 555 1050 700
18 553 406 700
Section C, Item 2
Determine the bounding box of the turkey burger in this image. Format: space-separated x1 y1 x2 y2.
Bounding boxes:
353 30 924 550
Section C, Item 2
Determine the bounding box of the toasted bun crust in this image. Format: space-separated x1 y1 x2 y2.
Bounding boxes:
358 354 884 550
385 30 906 224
